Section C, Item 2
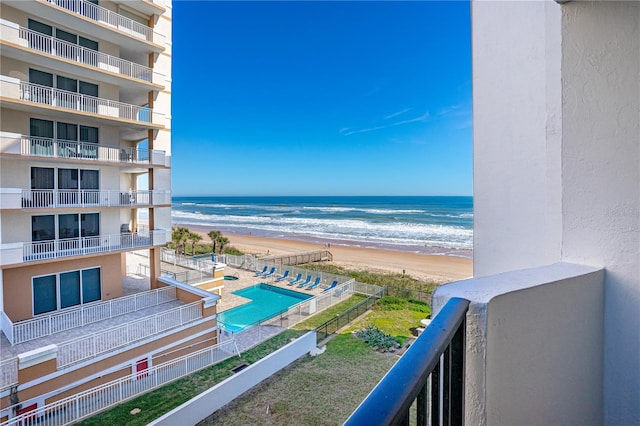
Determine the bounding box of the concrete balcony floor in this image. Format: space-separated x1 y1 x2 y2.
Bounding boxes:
0 275 186 362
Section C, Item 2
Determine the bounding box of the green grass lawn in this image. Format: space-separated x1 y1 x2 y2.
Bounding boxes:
199 334 398 426
79 330 305 426
343 296 431 346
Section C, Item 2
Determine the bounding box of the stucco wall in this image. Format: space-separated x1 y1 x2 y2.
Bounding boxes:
559 2 640 424
470 1 639 424
433 263 604 426
2 253 123 321
472 0 563 277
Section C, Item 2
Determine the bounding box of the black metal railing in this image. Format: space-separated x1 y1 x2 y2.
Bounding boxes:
315 289 384 344
345 297 470 426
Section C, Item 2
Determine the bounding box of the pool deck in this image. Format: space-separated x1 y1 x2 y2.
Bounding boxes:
216 266 327 313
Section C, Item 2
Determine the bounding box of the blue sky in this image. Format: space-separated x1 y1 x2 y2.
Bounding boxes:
171 1 472 196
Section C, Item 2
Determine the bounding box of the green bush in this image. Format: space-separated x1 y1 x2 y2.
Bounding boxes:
379 296 404 305
222 246 244 256
354 324 400 352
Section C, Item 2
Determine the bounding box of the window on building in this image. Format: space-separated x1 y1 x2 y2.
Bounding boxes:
31 213 100 241
59 270 81 309
31 167 54 190
29 69 99 111
58 213 80 240
30 167 55 207
31 166 99 205
82 268 101 303
29 118 54 156
28 70 53 104
28 19 52 36
28 19 98 55
33 275 57 315
32 215 55 241
32 267 102 315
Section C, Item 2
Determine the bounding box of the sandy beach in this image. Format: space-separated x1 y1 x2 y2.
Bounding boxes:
179 225 473 284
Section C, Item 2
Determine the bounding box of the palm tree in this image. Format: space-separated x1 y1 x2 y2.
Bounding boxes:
187 232 202 256
208 230 221 253
172 226 190 255
217 236 229 254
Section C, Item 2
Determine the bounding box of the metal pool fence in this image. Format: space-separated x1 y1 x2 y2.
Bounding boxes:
315 287 385 343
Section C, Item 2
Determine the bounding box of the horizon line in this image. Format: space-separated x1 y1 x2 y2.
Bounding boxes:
170 194 473 198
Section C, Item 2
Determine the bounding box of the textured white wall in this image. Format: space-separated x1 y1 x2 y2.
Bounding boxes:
433 263 604 426
469 0 639 424
560 2 640 424
472 0 563 276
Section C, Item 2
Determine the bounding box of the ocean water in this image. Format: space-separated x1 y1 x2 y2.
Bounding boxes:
171 196 473 257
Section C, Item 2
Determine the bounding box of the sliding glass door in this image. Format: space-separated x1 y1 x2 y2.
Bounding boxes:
58 168 79 205
30 167 54 207
33 267 102 315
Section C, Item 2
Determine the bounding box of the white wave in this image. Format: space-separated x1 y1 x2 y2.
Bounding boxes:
175 203 426 215
171 210 473 249
301 206 425 215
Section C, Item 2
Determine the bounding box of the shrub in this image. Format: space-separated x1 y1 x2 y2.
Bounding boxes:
223 246 244 256
379 296 404 305
354 324 400 352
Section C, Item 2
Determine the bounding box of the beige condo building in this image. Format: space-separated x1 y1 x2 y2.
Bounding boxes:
0 0 219 422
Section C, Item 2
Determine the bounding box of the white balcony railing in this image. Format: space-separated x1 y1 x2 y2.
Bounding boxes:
6 286 177 345
15 189 171 209
43 0 153 42
57 301 203 368
16 24 153 82
0 356 18 391
2 134 167 166
19 81 156 123
21 230 168 263
2 339 238 426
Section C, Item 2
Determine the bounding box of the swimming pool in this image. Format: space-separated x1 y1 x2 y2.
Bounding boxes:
218 284 312 332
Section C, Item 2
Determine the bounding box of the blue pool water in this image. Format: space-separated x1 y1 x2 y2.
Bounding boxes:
218 284 312 332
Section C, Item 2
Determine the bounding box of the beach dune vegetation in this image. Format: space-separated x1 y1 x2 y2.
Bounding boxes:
299 263 439 295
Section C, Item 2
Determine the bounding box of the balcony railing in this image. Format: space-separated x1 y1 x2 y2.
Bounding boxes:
14 230 168 263
345 297 470 426
0 133 167 166
4 286 177 345
19 81 155 123
57 300 203 368
15 189 171 209
44 0 153 42
16 24 153 82
2 339 238 426
0 356 18 391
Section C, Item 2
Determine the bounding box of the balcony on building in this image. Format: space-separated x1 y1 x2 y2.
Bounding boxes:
4 0 166 53
0 19 165 88
0 275 219 394
0 76 165 128
347 263 605 425
0 229 171 267
0 188 171 210
0 132 169 167
110 0 167 20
